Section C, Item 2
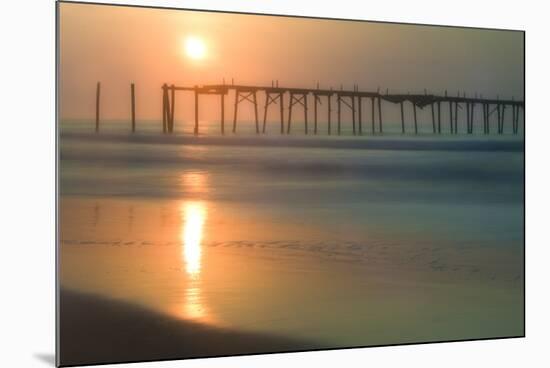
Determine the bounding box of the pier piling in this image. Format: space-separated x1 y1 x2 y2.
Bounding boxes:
328 94 332 135
170 85 175 133
400 101 405 134
413 102 418 135
358 97 363 135
377 97 383 133
95 82 101 133
194 87 198 135
221 93 225 134
130 83 135 132
162 84 168 134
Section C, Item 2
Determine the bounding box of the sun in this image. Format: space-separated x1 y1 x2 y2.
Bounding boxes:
184 36 206 60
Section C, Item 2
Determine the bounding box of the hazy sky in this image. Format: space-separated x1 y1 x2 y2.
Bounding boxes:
59 2 524 121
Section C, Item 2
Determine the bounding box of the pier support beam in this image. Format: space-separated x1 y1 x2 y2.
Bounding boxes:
351 96 356 135
194 87 198 135
413 102 418 135
232 89 238 133
337 95 341 135
512 105 520 134
221 93 225 135
378 97 383 133
280 93 284 134
400 101 405 134
486 104 489 134
313 95 318 134
371 97 375 134
500 104 506 134
431 103 436 134
253 91 259 134
497 104 502 134
287 93 308 134
437 101 441 134
336 94 356 135
328 95 332 135
130 83 135 133
466 102 470 134
170 84 175 133
162 84 168 134
449 101 453 134
357 96 362 135
95 82 101 133
471 103 475 134
454 101 458 134
262 92 284 134
233 89 260 134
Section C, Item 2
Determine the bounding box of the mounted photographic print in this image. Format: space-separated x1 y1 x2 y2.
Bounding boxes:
56 1 525 366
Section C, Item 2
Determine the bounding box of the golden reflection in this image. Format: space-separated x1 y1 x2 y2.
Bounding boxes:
178 170 214 323
179 200 209 322
181 201 206 277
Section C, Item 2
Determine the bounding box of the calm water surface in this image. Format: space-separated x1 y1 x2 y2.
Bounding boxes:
59 119 524 346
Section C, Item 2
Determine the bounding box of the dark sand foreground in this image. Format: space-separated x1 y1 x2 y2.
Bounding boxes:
59 289 321 366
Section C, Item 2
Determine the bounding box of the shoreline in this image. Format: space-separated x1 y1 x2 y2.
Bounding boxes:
58 288 322 366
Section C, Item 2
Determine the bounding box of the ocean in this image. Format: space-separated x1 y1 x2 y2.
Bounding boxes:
59 118 524 348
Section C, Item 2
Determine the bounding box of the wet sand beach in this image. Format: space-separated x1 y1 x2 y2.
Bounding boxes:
59 289 321 366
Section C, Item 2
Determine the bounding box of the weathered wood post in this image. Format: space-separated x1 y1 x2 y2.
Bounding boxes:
453 99 458 134
170 84 175 133
279 92 284 135
400 101 405 134
253 91 259 134
95 82 101 132
497 104 502 134
162 84 168 134
130 83 135 133
262 93 269 134
377 96 383 133
287 93 293 134
304 94 308 135
485 104 489 134
358 96 362 135
512 105 518 134
351 96 356 135
431 102 436 134
313 95 318 135
466 102 470 134
481 103 487 134
221 92 225 135
437 101 441 134
337 94 341 135
328 94 332 135
371 97 375 134
511 105 515 134
501 105 506 134
488 104 492 134
194 86 199 135
449 101 453 134
232 89 239 133
485 103 491 134
413 102 418 135
470 103 475 134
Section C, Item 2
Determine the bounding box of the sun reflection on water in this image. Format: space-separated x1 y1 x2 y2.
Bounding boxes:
178 169 214 323
179 201 209 321
181 202 206 277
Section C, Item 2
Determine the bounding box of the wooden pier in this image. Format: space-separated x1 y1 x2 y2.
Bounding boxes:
95 81 525 136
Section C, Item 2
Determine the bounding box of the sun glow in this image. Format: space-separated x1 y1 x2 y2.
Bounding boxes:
184 36 207 60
